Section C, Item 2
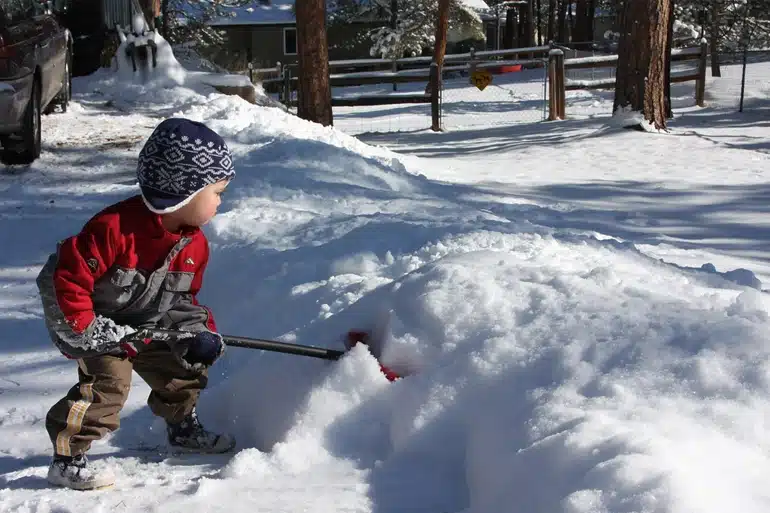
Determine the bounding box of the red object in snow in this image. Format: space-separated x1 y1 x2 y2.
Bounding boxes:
346 330 400 382
498 64 522 74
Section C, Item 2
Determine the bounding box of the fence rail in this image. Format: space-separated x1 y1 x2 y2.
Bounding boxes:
548 42 708 119
243 42 709 132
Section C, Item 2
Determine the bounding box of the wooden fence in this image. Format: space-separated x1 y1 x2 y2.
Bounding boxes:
245 46 550 131
547 42 708 120
243 42 708 129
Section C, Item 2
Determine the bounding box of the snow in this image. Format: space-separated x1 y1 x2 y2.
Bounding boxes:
566 54 619 66
209 0 295 26
210 0 491 26
1 44 770 513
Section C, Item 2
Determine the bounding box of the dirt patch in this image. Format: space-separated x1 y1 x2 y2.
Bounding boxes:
54 135 145 151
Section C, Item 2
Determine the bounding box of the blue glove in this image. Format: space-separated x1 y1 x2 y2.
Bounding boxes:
183 331 225 367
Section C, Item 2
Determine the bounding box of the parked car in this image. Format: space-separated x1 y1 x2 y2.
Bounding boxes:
0 0 72 164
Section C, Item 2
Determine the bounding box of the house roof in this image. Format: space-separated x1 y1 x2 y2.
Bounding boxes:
209 0 490 27
210 0 294 27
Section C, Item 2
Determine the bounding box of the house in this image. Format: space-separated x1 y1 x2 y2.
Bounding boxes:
207 0 491 71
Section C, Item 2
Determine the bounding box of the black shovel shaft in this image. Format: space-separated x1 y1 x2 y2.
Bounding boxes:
140 329 346 361
222 334 346 361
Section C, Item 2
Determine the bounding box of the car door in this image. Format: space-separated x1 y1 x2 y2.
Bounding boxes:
0 0 44 125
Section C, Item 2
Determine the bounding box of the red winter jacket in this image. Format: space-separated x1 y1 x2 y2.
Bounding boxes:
36 195 217 358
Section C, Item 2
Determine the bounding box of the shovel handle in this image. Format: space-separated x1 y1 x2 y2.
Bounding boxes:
222 334 346 361
138 329 346 361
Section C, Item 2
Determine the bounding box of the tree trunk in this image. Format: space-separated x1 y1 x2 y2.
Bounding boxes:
296 0 333 126
505 8 516 49
573 0 589 45
425 0 450 94
709 0 721 76
664 0 674 118
556 0 568 43
643 0 671 129
547 0 556 42
536 0 542 45
614 0 672 130
614 0 646 114
432 0 451 68
520 1 534 47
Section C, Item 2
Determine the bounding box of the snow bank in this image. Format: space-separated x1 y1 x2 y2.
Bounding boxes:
97 87 770 512
74 30 276 112
19 52 770 513
199 214 770 513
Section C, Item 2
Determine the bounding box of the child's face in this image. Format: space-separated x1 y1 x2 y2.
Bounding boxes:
177 180 229 227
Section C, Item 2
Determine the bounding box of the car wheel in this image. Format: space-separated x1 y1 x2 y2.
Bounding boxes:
2 78 42 165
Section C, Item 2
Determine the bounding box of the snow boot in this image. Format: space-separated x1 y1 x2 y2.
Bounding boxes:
47 453 115 490
167 408 236 454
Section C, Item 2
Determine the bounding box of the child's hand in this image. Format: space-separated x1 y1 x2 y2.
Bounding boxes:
183 331 225 367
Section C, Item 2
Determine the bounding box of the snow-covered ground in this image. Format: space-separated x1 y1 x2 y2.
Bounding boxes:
1 47 770 513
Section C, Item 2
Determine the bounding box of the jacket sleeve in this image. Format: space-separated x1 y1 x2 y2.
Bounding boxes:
163 238 218 333
37 216 124 357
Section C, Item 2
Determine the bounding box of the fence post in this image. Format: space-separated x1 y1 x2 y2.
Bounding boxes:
392 58 398 91
695 40 707 107
556 50 566 119
282 64 291 107
430 62 441 131
548 48 565 120
469 47 476 75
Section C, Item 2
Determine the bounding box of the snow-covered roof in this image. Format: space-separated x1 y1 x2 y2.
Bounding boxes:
460 0 491 11
210 0 294 27
210 0 490 27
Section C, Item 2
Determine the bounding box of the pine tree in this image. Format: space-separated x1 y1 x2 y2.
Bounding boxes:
613 0 672 130
158 0 251 49
328 0 483 58
296 0 333 126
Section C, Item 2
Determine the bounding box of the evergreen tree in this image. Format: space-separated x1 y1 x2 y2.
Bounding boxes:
328 0 484 58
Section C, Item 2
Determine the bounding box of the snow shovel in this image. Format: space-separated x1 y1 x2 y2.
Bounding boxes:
134 328 400 381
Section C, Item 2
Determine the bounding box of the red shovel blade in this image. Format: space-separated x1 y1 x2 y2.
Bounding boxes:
346 330 400 382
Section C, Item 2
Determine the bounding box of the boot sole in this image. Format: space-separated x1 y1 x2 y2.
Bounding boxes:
168 441 236 455
48 476 115 491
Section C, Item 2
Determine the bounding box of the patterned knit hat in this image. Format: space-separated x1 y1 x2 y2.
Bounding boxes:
137 118 235 214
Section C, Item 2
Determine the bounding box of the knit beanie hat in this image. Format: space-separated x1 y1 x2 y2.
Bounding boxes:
137 118 235 214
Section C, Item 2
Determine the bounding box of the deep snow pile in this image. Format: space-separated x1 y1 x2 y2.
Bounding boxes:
78 28 277 113
134 73 770 512
1 49 770 513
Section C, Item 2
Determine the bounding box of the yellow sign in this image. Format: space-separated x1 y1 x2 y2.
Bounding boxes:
470 69 492 91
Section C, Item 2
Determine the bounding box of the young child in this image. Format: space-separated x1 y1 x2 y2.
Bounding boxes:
36 118 236 490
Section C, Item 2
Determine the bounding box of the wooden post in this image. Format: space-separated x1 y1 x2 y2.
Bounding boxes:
469 47 476 75
548 50 557 120
695 40 707 107
555 49 565 119
548 48 565 120
392 58 398 91
283 64 291 106
430 62 441 131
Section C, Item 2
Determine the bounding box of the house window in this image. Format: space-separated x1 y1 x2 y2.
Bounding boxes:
283 27 297 56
